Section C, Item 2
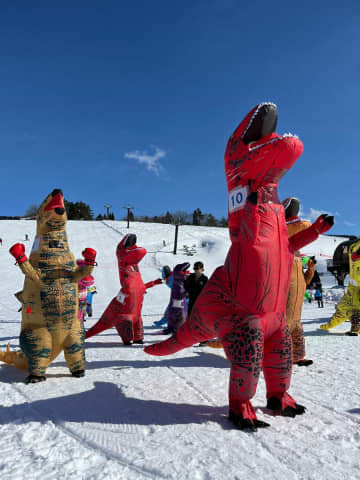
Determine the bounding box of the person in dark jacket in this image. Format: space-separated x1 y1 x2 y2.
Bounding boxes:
314 283 324 308
184 261 208 316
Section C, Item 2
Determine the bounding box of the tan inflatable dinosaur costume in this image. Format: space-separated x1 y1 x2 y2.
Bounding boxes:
0 189 97 383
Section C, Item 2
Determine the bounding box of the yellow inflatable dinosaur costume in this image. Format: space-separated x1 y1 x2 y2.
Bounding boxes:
0 189 97 383
321 238 360 335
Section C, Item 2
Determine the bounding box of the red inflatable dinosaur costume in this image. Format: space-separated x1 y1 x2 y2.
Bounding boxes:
145 103 334 430
85 234 162 344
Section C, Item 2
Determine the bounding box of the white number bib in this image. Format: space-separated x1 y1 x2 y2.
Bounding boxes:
172 299 183 308
116 290 127 304
228 185 248 213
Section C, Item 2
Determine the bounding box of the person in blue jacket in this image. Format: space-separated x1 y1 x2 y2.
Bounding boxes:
153 266 173 327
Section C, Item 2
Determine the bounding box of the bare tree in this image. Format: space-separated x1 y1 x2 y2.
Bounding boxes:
24 204 39 217
172 210 188 225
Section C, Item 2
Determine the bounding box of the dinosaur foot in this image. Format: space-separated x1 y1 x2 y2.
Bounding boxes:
72 370 85 378
229 409 270 432
25 374 46 384
266 393 306 417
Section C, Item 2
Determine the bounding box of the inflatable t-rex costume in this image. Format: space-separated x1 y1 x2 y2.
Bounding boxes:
0 189 97 383
145 103 334 430
165 262 190 334
85 234 162 344
283 197 317 365
321 238 360 335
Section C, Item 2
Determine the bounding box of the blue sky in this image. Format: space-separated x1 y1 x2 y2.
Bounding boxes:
0 1 358 235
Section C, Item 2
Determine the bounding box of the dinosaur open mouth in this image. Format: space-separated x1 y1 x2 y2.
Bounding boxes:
44 190 65 213
181 263 190 272
242 102 277 145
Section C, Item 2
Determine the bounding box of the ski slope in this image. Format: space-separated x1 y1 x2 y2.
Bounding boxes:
0 220 359 480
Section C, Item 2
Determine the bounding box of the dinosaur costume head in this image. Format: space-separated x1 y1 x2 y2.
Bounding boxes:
225 103 303 234
36 189 67 235
116 234 147 266
30 189 74 270
282 197 300 220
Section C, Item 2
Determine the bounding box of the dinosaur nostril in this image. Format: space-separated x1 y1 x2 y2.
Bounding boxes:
52 189 63 197
55 208 65 215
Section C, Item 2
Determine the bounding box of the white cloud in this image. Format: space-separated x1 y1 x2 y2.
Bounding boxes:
344 220 356 227
124 146 166 175
301 207 333 222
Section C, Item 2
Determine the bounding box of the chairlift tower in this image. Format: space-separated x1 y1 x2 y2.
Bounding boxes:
104 204 112 219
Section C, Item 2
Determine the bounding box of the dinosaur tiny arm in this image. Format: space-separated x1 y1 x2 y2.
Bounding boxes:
18 260 42 285
72 264 94 282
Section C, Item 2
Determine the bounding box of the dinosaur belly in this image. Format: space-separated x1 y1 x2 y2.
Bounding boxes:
225 202 291 314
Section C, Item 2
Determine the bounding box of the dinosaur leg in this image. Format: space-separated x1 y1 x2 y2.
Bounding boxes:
321 291 353 330
115 315 135 344
20 328 52 382
133 315 144 343
221 315 266 430
263 316 305 417
63 323 86 376
347 310 360 335
290 319 306 363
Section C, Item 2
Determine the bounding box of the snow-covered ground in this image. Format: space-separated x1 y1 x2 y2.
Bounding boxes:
0 220 359 480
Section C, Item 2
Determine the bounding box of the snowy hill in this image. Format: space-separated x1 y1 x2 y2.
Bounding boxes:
0 220 359 480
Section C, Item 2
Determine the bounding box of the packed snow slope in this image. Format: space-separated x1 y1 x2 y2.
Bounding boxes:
0 220 359 480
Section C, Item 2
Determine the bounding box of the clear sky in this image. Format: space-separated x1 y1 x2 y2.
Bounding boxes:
0 1 358 235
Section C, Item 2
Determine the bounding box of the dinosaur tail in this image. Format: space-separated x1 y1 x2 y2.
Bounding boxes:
0 343 28 370
144 317 213 356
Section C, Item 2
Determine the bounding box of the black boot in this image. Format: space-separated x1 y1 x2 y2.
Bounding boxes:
228 409 270 432
266 396 306 417
72 370 85 378
133 339 144 344
25 374 46 384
